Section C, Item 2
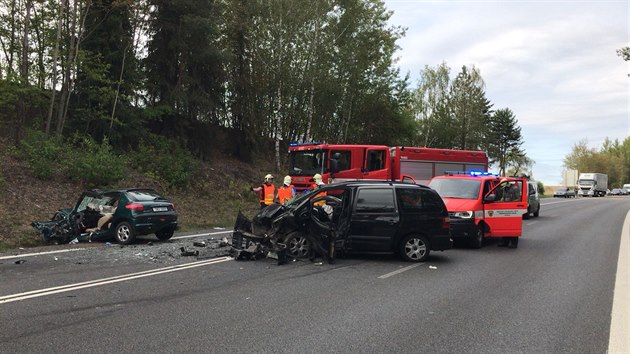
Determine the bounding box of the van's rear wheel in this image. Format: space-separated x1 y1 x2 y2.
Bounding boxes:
400 234 430 262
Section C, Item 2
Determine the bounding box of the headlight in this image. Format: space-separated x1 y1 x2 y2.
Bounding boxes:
452 211 474 219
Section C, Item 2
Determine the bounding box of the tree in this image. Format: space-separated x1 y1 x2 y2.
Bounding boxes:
487 108 523 176
617 46 630 61
411 62 451 147
448 65 493 150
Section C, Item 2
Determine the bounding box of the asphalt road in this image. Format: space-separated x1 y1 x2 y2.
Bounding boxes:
1 197 629 353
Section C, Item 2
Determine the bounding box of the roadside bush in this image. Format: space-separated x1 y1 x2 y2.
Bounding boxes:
64 135 126 187
537 181 545 196
131 134 198 188
18 130 65 179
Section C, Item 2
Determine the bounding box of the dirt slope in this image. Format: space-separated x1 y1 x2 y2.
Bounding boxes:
0 138 272 250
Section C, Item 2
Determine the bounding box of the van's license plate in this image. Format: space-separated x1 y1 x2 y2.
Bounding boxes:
153 207 168 212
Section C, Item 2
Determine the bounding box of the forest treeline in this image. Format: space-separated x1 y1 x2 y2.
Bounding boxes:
1 0 528 187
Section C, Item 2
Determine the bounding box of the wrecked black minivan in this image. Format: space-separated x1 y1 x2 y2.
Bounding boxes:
233 181 452 262
32 189 178 245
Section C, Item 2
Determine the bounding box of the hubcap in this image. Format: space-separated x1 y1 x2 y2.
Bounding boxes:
287 236 310 258
404 238 427 260
117 225 130 242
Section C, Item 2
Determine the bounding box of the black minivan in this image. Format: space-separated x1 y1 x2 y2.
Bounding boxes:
244 181 452 262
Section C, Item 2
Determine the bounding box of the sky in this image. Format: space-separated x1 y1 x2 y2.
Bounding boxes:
383 0 629 185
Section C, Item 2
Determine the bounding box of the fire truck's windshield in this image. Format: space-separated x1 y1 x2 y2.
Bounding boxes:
289 150 327 176
428 178 481 199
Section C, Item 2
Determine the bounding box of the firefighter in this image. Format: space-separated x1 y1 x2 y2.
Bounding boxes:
251 174 276 209
311 173 327 206
276 175 296 205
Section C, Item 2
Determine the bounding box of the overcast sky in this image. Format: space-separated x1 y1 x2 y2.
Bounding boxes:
383 0 629 185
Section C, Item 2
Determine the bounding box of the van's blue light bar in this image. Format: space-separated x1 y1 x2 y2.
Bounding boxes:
288 142 321 147
444 170 498 177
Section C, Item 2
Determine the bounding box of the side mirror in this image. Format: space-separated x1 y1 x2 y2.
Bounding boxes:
484 194 496 203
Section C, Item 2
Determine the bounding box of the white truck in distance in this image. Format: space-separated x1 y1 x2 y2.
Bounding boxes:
577 173 608 197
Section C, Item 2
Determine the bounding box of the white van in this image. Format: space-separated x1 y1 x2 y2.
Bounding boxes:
622 184 630 194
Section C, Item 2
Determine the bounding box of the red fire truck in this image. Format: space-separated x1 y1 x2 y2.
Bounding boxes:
287 143 489 192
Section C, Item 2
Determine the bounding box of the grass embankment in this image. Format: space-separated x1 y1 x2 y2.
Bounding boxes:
0 138 271 252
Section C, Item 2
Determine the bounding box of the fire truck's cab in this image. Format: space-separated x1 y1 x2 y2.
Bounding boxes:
287 143 391 192
428 172 528 248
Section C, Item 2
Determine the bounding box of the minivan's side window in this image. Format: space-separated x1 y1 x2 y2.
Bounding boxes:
421 190 445 212
355 188 395 213
397 188 423 211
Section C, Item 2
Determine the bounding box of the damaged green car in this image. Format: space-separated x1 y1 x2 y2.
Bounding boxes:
32 189 178 245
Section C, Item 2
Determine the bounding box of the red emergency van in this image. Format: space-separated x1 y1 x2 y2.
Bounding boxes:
428 172 528 248
287 143 489 192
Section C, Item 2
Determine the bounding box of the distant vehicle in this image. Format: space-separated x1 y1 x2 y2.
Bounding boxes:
32 189 178 244
577 173 608 197
610 188 624 196
622 184 630 194
553 187 576 198
523 181 540 219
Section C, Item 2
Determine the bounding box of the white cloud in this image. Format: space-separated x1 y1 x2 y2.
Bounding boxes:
385 0 630 185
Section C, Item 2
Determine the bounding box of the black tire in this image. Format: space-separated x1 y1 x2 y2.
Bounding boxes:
114 221 135 244
508 237 519 249
523 210 530 220
400 234 430 262
471 226 484 248
283 232 312 259
533 205 540 217
156 228 174 241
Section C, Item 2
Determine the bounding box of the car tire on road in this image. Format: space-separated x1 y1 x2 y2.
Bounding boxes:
400 234 430 262
471 227 484 248
115 221 135 245
533 205 540 217
155 228 174 241
284 231 312 259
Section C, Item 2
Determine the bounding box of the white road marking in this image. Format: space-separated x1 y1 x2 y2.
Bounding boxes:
0 248 87 260
524 221 538 226
378 264 422 279
172 230 233 240
0 257 233 304
608 209 630 353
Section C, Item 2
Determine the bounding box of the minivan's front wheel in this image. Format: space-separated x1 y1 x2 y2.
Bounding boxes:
284 232 312 259
400 234 430 262
115 221 135 245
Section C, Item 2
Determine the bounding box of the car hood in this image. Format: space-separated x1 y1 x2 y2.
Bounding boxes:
441 198 478 211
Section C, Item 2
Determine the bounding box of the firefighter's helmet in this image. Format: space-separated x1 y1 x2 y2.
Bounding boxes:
264 174 274 181
313 173 323 184
283 176 292 185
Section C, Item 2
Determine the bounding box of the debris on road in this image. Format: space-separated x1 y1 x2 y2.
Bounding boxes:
14 260 26 264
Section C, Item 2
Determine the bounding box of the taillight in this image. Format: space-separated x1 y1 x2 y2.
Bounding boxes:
125 203 144 211
442 216 450 229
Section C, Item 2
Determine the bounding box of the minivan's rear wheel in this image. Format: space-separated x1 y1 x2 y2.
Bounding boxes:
400 234 430 262
471 227 484 249
533 205 540 217
115 221 135 244
284 232 312 259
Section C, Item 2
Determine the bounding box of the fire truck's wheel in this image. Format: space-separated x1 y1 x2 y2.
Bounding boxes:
471 227 484 249
400 234 430 262
284 232 312 259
